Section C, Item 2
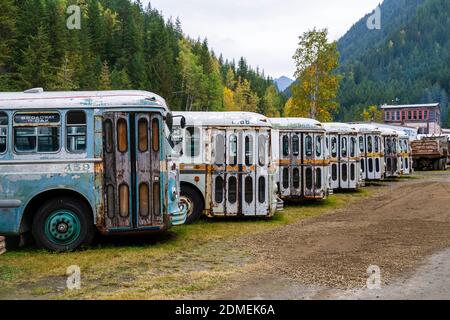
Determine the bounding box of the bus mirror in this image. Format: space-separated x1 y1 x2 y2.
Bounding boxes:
180 116 186 129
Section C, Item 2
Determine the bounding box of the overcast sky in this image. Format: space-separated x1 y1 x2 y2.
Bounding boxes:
144 0 381 79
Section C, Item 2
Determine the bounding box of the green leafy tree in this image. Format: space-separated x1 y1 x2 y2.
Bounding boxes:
291 28 341 121
99 61 112 90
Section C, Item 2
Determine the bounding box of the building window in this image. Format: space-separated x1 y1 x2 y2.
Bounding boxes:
401 111 406 121
418 111 423 120
396 111 400 121
0 112 7 154
385 112 390 121
424 110 428 120
67 111 87 153
408 111 412 120
413 111 417 120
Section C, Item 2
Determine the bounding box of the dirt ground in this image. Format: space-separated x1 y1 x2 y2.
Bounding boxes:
205 171 450 299
2 171 450 300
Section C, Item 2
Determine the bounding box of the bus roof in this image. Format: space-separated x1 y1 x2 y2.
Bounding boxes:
351 123 382 134
173 112 272 128
269 118 324 131
370 123 418 140
0 89 169 112
323 122 358 134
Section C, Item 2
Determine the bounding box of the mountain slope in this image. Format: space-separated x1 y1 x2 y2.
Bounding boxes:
336 0 450 123
275 76 293 92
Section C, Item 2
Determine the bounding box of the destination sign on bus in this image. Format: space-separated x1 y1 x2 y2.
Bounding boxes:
14 113 61 125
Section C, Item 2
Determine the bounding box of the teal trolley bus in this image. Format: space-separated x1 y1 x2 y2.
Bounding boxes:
0 89 186 251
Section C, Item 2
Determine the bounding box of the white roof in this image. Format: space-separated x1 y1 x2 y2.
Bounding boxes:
351 123 382 134
323 122 358 134
269 118 324 131
372 123 418 139
378 127 400 137
0 90 168 111
381 103 439 109
173 112 272 128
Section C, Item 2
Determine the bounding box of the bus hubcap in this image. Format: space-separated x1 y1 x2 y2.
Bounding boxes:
44 210 81 245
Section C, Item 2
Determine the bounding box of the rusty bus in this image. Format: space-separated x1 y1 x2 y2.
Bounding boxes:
269 118 330 201
373 123 416 176
323 123 364 191
172 112 281 223
352 124 385 180
379 127 402 178
0 89 186 251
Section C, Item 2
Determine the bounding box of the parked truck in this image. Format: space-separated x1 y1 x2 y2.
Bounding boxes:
411 136 449 170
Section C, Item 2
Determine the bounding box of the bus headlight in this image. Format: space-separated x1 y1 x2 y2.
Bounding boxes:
171 186 178 201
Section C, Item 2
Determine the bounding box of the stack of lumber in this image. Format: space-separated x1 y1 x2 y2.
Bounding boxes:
411 140 441 157
0 236 5 255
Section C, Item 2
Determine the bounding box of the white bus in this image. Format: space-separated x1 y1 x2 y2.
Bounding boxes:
352 123 385 180
172 112 281 223
323 123 363 190
269 118 330 201
379 127 401 178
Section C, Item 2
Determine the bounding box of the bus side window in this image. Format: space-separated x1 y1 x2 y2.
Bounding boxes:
14 114 60 153
374 136 380 153
350 137 356 157
152 118 160 152
229 134 238 166
367 136 373 153
215 134 225 165
117 118 128 153
341 137 348 158
331 137 337 158
105 120 113 153
186 127 200 159
0 112 7 154
245 135 253 166
305 135 313 157
292 135 299 156
316 136 322 157
67 111 87 153
258 134 267 166
359 136 364 153
282 135 290 157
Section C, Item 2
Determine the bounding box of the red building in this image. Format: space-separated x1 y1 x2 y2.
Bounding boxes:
381 103 441 134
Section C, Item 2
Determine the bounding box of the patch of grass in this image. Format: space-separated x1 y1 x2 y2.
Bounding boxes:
0 186 379 300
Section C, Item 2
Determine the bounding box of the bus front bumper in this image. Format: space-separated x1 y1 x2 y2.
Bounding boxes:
170 203 188 226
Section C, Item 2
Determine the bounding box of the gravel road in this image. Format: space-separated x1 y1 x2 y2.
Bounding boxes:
212 171 450 300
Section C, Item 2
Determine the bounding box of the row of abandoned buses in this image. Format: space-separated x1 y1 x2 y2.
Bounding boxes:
0 90 413 251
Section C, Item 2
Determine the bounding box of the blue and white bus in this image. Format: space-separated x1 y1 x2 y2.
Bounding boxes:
0 89 186 251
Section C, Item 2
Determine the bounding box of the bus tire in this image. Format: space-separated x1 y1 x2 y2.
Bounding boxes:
180 186 204 224
32 197 95 252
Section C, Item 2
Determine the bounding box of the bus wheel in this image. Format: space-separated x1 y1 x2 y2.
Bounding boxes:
180 187 203 224
32 197 95 252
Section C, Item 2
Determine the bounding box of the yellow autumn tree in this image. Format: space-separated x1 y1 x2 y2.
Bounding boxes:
362 105 383 122
223 87 237 111
290 28 341 121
